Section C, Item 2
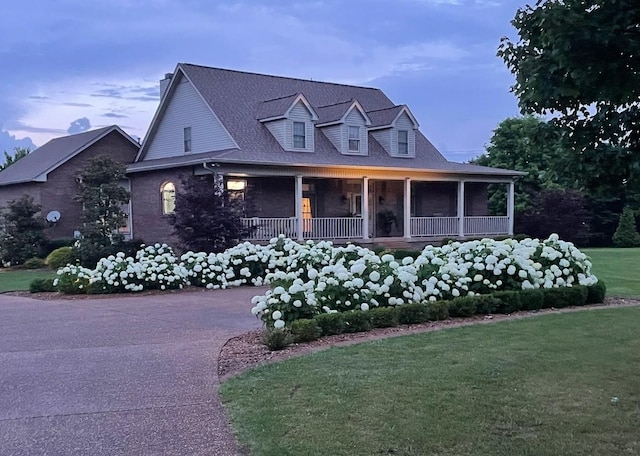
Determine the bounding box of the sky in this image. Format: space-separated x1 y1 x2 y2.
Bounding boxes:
0 0 527 163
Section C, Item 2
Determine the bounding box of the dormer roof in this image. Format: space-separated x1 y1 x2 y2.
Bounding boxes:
367 105 419 130
316 99 372 127
257 93 318 122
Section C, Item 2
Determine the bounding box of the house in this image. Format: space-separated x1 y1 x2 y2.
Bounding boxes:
0 126 139 240
128 63 524 246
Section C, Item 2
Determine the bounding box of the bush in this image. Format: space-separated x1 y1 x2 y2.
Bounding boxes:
542 286 587 309
343 311 372 333
29 278 56 293
43 238 76 256
0 195 47 265
369 307 399 328
448 296 478 318
290 319 322 343
571 285 589 306
22 257 45 269
426 301 449 321
46 247 75 269
397 303 430 325
612 207 640 247
475 295 501 314
493 290 522 314
520 289 544 311
586 280 606 304
314 313 346 336
262 329 292 351
392 249 421 260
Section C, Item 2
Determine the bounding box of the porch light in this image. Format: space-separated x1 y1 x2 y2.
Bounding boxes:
226 179 246 191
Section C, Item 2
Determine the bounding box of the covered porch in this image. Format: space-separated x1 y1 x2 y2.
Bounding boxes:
217 169 515 243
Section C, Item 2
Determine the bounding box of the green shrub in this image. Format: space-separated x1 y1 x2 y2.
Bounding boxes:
262 329 292 351
475 295 500 314
29 278 56 293
542 287 587 308
343 311 372 333
22 257 45 269
493 290 522 314
290 319 322 343
314 313 346 336
567 286 588 307
448 296 478 318
369 307 399 328
586 280 606 304
612 206 640 247
520 289 544 311
43 238 76 256
426 301 449 321
397 302 430 325
46 247 75 269
392 249 421 260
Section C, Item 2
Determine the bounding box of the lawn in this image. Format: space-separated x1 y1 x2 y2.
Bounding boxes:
0 269 56 293
221 307 640 456
583 248 640 298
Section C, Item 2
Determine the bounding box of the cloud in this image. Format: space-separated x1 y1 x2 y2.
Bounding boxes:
102 112 128 119
0 129 37 152
67 117 92 134
4 121 67 135
28 95 49 101
63 102 94 107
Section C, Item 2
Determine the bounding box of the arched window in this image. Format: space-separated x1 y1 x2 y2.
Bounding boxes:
161 181 176 215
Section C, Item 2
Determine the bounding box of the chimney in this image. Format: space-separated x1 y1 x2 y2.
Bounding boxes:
159 72 173 98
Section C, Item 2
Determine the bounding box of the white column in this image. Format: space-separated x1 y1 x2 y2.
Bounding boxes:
404 178 411 239
457 180 465 238
295 175 303 241
507 180 515 236
362 177 369 240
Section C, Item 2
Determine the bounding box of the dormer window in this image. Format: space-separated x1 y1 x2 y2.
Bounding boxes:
398 130 409 155
183 127 192 153
293 121 306 148
348 126 360 152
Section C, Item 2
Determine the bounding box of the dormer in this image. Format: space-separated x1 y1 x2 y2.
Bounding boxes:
258 93 318 152
367 105 420 157
316 99 372 155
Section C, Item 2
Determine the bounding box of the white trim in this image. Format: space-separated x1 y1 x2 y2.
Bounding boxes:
295 175 303 241
457 181 465 237
403 178 411 239
362 177 369 240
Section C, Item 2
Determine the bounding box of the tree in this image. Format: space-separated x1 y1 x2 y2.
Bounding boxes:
1 147 30 171
74 156 130 266
499 0 640 242
0 195 47 265
170 174 247 252
473 116 570 214
612 206 640 247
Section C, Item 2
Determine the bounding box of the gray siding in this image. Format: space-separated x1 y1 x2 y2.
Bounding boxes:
392 112 416 156
371 128 391 153
145 77 236 160
321 125 343 152
285 102 314 152
343 109 368 155
265 120 286 148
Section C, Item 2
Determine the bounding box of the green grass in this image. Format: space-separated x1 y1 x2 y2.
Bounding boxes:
583 248 640 298
0 268 56 292
221 307 640 456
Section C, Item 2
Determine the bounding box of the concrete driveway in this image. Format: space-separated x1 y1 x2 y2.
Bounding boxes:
0 287 264 456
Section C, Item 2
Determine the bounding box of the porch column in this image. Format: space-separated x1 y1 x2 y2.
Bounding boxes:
507 180 515 236
362 176 369 239
404 178 411 239
295 175 303 241
457 180 465 238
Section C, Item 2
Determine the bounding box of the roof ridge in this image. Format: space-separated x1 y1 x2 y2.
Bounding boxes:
260 93 299 103
316 99 356 109
180 63 381 91
366 105 403 113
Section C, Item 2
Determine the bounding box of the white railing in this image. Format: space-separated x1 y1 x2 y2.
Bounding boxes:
410 217 459 237
464 216 509 235
241 217 297 241
308 217 363 239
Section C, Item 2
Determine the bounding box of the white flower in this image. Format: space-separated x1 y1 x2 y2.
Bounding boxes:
360 303 369 311
274 319 285 329
272 310 282 320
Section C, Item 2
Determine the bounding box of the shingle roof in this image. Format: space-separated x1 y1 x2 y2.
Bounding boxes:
0 126 138 186
367 105 405 128
137 63 522 178
256 93 299 121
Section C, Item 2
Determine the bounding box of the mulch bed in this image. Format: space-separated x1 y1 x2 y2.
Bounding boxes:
217 297 640 381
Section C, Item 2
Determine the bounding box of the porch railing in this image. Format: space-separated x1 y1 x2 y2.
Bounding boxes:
410 217 458 237
464 216 509 235
241 217 297 241
307 217 363 239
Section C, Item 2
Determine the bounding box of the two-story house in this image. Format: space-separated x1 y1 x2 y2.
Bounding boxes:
128 63 523 245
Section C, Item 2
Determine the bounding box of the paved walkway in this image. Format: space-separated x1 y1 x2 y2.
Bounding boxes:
0 288 264 456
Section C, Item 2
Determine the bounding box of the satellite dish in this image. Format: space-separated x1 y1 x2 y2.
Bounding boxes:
46 210 61 223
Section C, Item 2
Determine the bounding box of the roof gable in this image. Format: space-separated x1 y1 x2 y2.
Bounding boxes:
368 105 419 130
257 93 318 122
0 126 138 187
316 99 372 127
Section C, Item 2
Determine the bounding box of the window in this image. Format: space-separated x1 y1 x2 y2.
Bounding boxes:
183 127 192 153
161 182 176 214
293 121 306 149
398 130 409 155
348 126 360 152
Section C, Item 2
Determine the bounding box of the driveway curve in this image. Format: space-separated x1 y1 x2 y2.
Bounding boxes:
0 287 264 456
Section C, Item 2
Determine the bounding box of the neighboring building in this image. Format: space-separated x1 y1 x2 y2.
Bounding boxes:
128 63 523 246
0 126 139 240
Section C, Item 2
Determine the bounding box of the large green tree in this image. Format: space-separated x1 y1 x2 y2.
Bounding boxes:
74 156 130 266
0 195 47 265
1 147 30 171
498 0 640 208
